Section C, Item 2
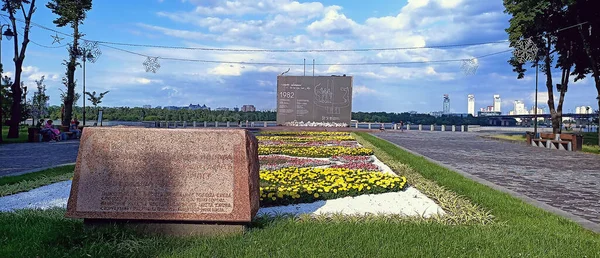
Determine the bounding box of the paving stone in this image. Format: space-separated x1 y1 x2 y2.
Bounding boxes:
0 141 80 177
374 131 600 225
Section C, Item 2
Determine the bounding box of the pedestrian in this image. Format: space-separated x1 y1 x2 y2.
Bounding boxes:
400 121 404 132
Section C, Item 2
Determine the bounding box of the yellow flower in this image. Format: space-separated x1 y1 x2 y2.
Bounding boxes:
314 193 320 198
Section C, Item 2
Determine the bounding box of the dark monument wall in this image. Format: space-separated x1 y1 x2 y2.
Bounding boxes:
276 76 353 125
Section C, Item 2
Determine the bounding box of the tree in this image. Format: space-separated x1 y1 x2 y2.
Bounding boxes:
0 76 11 126
30 75 49 127
564 0 600 146
504 0 573 134
2 0 36 138
84 90 108 120
46 0 92 126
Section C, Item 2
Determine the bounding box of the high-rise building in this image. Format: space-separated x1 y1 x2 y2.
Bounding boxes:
513 100 528 115
467 94 475 117
575 106 593 114
493 94 501 113
241 105 256 112
443 94 450 114
530 106 544 115
142 105 152 109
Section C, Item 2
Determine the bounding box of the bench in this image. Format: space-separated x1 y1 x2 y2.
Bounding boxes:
528 132 583 151
33 126 80 142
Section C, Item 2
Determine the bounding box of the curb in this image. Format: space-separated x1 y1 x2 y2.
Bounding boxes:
370 133 600 234
0 163 76 178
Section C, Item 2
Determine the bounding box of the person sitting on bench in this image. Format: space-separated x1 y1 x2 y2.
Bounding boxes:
69 119 81 139
42 120 61 142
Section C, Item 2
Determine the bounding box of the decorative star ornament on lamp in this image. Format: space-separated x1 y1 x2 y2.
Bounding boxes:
143 57 161 73
51 33 64 45
461 58 479 75
513 37 538 64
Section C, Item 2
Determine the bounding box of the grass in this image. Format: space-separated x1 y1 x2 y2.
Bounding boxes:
0 165 74 197
1 135 599 257
352 133 494 225
0 126 29 144
489 132 600 154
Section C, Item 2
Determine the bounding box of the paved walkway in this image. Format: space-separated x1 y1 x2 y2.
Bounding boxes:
374 131 600 225
0 141 80 177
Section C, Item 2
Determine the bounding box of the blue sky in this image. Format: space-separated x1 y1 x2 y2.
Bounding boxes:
1 0 597 114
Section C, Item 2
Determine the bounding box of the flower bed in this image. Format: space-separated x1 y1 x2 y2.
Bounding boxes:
258 146 374 157
259 131 350 136
331 155 373 163
259 155 331 170
260 141 359 147
259 167 407 207
257 135 355 142
330 162 380 171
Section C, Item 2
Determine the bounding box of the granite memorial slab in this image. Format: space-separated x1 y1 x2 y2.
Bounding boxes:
66 127 260 235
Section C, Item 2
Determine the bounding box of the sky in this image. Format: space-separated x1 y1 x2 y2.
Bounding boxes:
0 0 597 114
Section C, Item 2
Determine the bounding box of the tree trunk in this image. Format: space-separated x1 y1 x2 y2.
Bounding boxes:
7 60 23 138
576 16 600 146
544 36 558 134
7 0 36 138
62 26 79 126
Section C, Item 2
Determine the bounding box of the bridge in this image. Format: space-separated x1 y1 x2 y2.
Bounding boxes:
485 113 597 119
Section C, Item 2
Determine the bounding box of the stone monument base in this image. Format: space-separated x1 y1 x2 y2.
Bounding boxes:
83 219 246 237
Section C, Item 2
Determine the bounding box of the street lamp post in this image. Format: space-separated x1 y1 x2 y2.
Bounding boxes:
534 63 539 137
77 41 100 126
0 24 15 143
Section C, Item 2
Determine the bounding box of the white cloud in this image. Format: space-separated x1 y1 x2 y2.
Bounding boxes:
306 6 357 36
353 85 377 96
208 64 244 76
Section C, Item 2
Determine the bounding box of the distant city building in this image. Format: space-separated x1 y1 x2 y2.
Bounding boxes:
430 111 444 117
467 94 475 117
443 94 450 114
143 105 152 109
529 106 544 115
155 106 162 109
215 107 230 111
241 105 256 112
481 106 495 112
575 106 593 114
408 111 418 115
513 100 528 115
493 94 501 113
188 104 210 110
447 113 469 117
164 106 180 110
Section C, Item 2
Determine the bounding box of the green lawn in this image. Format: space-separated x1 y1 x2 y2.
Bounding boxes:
0 165 75 197
489 132 600 154
0 126 29 144
0 134 599 257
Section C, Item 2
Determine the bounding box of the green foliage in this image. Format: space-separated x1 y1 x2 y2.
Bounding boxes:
1 0 31 14
84 90 109 107
35 106 495 125
46 0 92 28
30 76 49 126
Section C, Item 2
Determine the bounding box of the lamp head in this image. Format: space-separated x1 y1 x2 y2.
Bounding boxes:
2 28 14 40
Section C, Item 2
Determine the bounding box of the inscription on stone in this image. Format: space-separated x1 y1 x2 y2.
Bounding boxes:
276 75 353 125
66 127 260 223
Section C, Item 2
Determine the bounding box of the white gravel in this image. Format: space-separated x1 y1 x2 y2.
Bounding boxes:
0 180 71 212
0 181 445 219
257 186 445 218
